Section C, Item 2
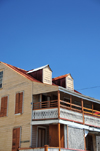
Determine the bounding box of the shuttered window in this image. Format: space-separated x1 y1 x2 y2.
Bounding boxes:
12 127 20 151
0 71 3 88
15 92 23 114
0 96 8 117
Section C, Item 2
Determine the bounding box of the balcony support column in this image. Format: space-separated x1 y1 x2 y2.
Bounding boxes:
81 99 84 124
70 95 72 109
92 103 93 115
44 145 48 151
58 123 60 147
58 91 60 119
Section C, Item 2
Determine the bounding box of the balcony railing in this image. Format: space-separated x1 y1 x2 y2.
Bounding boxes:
33 100 100 118
33 100 58 110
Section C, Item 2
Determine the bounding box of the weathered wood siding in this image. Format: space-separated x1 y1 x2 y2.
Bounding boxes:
66 75 74 91
43 67 52 85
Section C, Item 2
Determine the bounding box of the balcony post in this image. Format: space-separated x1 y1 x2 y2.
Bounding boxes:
58 90 60 119
92 103 93 115
84 134 86 151
70 95 72 109
44 145 48 151
81 99 84 124
58 123 60 147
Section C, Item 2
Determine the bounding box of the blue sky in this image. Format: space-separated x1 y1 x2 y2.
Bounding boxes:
0 0 100 99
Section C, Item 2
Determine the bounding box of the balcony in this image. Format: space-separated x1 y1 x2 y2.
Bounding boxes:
32 99 100 128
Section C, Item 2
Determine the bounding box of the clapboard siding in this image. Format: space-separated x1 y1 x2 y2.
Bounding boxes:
43 67 52 85
66 75 74 91
32 126 37 148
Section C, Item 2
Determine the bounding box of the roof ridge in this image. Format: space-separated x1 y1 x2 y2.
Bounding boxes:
52 73 69 81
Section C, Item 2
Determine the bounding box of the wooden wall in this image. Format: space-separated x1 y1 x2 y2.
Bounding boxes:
49 124 58 147
49 124 64 147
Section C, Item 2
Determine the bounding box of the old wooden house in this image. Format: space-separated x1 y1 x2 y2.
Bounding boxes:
0 61 100 151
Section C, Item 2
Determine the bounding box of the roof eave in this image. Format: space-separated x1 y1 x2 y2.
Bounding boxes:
59 86 100 104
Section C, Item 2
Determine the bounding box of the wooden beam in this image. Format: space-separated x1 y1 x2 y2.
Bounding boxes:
58 123 60 147
81 99 84 124
70 95 72 109
92 103 93 115
44 145 48 151
84 133 86 151
58 91 60 119
67 125 69 148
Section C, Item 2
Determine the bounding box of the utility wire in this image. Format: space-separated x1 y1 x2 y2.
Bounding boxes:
76 86 100 91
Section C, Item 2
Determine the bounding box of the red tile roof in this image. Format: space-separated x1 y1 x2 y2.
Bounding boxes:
74 90 81 94
3 62 41 83
2 62 81 94
52 74 69 81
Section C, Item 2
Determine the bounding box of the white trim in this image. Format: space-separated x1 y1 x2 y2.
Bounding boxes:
15 113 21 115
59 86 100 104
64 125 67 148
27 65 52 73
31 119 59 125
59 119 100 132
30 94 34 147
31 119 100 132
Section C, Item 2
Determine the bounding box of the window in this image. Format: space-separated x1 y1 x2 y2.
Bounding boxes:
15 92 23 114
0 71 3 88
0 96 8 117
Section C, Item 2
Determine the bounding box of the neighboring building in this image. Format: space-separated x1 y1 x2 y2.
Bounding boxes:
0 61 100 151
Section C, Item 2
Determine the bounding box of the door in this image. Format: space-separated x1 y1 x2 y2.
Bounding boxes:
86 134 93 151
38 128 46 147
12 127 20 151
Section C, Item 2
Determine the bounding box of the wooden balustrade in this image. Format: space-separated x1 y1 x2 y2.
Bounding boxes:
83 107 100 117
33 100 58 110
33 99 100 117
60 100 82 113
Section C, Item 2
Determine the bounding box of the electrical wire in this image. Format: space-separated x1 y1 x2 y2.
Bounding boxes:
76 86 100 90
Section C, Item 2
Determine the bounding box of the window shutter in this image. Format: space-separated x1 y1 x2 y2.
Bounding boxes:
15 93 19 114
19 92 23 114
1 97 5 116
4 96 8 116
16 127 20 148
12 127 20 151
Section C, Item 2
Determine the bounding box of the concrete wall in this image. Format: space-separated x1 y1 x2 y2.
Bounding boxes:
68 126 84 150
0 62 32 151
32 82 58 95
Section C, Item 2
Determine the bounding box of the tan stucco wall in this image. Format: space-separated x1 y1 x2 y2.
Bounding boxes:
0 62 32 151
32 82 58 95
0 62 59 151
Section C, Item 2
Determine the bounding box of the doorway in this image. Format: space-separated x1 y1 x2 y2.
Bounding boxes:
38 127 46 147
86 134 93 151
